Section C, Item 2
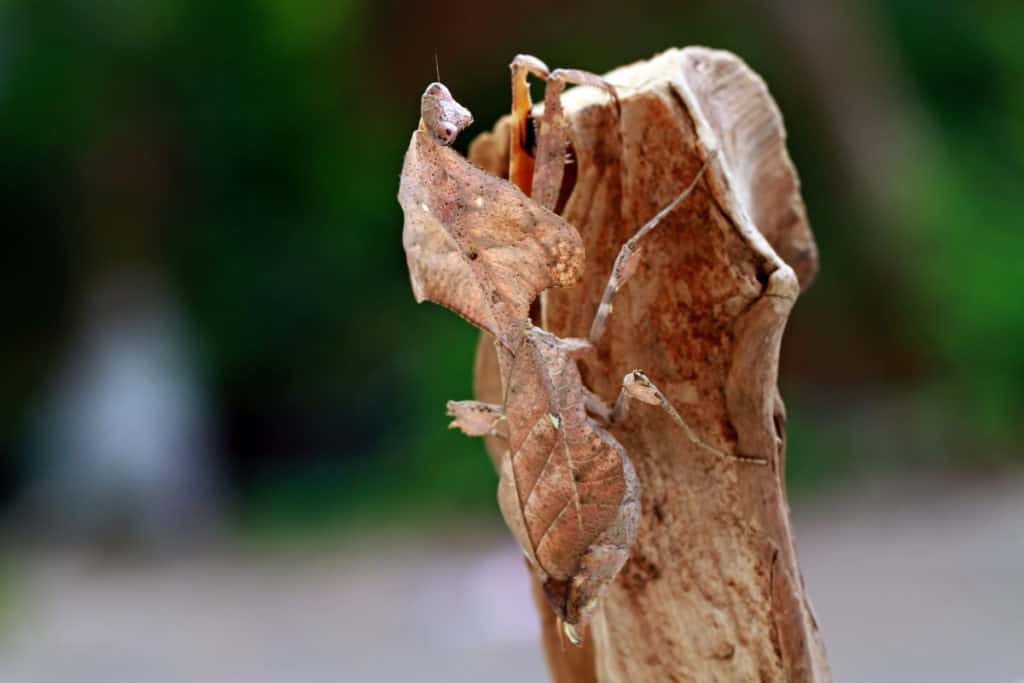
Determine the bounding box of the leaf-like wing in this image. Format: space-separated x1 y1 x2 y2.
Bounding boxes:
497 327 640 625
399 130 585 346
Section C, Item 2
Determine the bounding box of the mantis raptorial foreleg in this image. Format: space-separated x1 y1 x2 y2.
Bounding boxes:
509 54 550 195
588 155 715 345
509 55 619 211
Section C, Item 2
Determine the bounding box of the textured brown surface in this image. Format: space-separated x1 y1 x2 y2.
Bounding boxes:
399 127 584 348
403 75 648 634
494 328 640 627
470 47 829 682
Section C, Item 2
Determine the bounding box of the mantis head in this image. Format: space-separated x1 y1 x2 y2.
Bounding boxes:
420 82 473 146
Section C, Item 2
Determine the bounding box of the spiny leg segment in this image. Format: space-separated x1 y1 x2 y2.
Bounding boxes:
509 54 549 196
509 55 619 211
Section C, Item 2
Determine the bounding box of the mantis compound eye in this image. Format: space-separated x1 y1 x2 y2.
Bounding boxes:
421 81 474 146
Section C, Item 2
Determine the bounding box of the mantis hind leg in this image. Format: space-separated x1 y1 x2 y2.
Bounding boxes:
606 370 767 465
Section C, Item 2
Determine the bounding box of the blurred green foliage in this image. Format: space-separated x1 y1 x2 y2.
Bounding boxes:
888 1 1024 442
0 1 1020 535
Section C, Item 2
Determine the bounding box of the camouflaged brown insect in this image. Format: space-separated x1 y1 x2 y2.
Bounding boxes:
398 58 749 645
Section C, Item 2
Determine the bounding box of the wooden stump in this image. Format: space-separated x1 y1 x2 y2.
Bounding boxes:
469 48 829 682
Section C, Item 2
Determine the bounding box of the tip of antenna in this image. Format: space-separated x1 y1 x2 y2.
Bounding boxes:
434 52 441 82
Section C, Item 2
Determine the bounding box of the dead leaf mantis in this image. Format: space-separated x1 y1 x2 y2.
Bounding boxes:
399 55 763 645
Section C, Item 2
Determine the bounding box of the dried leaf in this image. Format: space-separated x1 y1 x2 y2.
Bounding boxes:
497 327 640 626
399 81 638 635
399 128 585 346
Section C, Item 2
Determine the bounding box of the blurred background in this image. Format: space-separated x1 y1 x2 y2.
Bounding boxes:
0 1 1021 681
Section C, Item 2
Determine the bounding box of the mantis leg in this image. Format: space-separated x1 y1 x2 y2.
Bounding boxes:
509 55 551 195
582 385 611 423
609 370 767 465
508 55 619 211
446 400 506 437
530 68 618 211
588 156 715 345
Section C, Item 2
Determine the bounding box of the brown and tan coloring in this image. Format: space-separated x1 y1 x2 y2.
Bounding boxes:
400 48 830 682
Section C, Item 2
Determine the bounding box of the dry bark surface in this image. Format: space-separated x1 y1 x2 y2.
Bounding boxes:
469 47 830 682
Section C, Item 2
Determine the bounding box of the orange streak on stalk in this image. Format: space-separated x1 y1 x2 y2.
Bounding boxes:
509 67 535 195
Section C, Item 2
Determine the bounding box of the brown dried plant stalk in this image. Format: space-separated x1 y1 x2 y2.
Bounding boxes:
400 48 829 682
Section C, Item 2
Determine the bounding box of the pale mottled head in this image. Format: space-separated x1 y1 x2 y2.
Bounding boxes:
420 82 473 146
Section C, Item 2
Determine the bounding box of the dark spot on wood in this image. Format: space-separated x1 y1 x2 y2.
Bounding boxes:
620 550 661 593
468 251 479 260
653 501 665 524
772 408 786 443
712 642 736 660
529 297 542 325
720 416 739 443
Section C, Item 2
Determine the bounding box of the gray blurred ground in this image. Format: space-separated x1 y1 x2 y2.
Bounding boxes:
1 474 1022 683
